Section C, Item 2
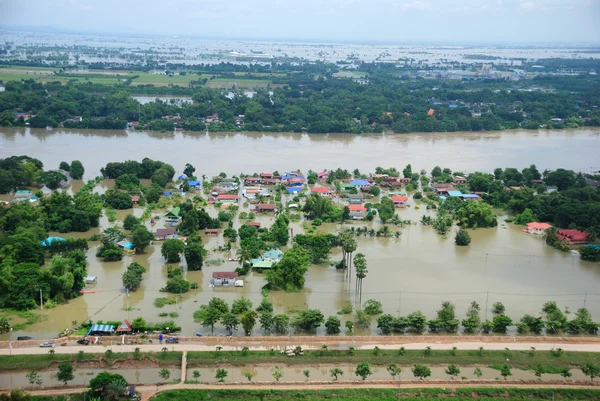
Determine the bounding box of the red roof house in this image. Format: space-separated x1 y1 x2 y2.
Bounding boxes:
311 187 332 196
260 173 273 179
556 229 589 245
212 272 238 280
247 222 261 227
525 222 552 235
116 319 132 333
131 195 140 204
392 195 409 207
256 204 277 212
427 108 435 116
217 194 238 202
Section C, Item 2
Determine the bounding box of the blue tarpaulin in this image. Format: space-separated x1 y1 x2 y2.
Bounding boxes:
86 324 115 336
41 236 66 247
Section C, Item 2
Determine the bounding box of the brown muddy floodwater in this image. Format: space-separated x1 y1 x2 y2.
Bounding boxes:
0 365 591 388
1 127 600 340
1 127 600 179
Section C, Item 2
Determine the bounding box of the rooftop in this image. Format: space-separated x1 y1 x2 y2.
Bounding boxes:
212 272 238 279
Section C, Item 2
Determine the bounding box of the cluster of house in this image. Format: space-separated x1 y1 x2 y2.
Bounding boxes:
523 222 591 245
430 178 481 201
250 249 284 270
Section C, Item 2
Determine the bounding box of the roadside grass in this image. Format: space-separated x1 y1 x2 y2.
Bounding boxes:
150 388 600 401
2 349 598 372
0 309 46 331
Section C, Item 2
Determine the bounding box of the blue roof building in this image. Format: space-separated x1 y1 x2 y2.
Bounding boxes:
462 194 480 200
349 179 370 187
41 236 66 247
187 180 201 188
286 187 302 194
447 190 463 197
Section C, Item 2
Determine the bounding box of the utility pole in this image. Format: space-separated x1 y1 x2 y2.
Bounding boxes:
40 288 43 310
485 291 489 321
398 290 402 315
584 292 587 309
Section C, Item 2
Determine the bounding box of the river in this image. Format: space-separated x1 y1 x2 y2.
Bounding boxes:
1 128 600 179
1 127 600 340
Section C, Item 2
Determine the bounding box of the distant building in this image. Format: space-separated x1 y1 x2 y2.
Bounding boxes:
164 207 182 222
556 229 589 245
348 194 363 204
348 205 367 220
391 195 409 207
211 272 238 287
525 222 552 235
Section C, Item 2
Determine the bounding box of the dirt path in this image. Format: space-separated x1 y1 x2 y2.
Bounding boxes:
19 382 600 401
4 336 600 356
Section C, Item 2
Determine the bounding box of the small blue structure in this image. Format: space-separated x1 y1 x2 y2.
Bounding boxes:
164 191 172 196
117 240 134 250
349 179 370 187
447 190 463 197
178 174 188 180
462 194 480 200
187 180 201 188
86 324 115 337
449 103 457 108
439 196 448 201
41 236 66 247
286 187 302 194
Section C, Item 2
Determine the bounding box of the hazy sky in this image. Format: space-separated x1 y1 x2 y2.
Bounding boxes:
1 0 599 43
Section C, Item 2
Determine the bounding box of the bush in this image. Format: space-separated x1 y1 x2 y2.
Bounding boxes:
455 229 471 246
363 299 383 315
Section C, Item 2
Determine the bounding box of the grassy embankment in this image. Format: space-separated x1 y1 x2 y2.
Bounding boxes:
1 349 598 372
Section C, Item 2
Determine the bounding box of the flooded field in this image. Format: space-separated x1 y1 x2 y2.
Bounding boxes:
0 365 591 388
1 127 600 340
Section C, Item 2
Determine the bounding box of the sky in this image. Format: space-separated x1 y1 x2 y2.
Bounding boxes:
1 0 599 44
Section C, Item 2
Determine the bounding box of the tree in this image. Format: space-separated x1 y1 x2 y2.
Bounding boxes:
158 368 170 382
455 229 471 246
354 253 368 303
130 225 154 253
265 245 311 291
240 310 257 336
38 171 67 189
161 239 184 263
56 361 74 385
412 364 431 380
123 214 139 230
273 314 290 334
243 371 253 381
70 160 84 179
492 302 505 314
500 363 512 380
345 320 354 333
445 364 461 379
403 164 412 178
59 161 71 171
183 163 195 177
303 369 310 381
122 262 146 291
0 317 10 334
89 372 127 399
379 197 395 223
455 201 497 228
231 296 253 314
407 311 428 333
581 363 599 381
292 309 324 333
26 370 43 386
330 367 344 381
325 316 341 335
104 189 133 209
193 297 229 334
104 378 128 401
131 317 147 332
221 312 240 335
184 241 205 271
560 367 572 378
533 364 545 379
216 368 228 382
377 314 394 334
387 363 401 380
363 299 383 315
473 367 483 379
355 362 372 380
492 314 513 333
462 301 481 333
272 366 283 381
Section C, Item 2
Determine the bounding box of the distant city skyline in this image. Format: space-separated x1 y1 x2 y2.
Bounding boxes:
1 0 599 44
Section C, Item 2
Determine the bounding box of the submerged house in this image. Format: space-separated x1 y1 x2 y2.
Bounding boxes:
349 179 371 189
154 227 177 241
556 229 589 245
310 186 332 197
256 204 277 213
525 222 552 235
348 205 367 220
392 195 409 207
348 194 363 204
211 272 238 287
164 207 182 222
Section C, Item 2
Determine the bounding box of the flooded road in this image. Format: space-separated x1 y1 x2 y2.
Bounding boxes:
1 128 599 179
1 127 600 340
0 365 591 388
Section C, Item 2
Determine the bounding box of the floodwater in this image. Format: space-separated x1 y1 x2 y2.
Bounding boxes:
0 365 590 388
1 128 600 179
1 127 600 340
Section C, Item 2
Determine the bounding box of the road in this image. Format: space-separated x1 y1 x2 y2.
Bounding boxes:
20 382 600 401
4 338 600 355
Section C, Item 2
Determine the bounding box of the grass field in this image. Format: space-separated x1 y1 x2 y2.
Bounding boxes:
150 388 600 401
1 348 597 372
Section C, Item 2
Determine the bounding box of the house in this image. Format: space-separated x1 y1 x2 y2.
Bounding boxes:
164 207 182 222
348 205 367 220
256 204 277 213
531 179 544 185
461 194 480 201
392 195 409 207
211 272 238 287
116 319 132 333
13 189 32 201
453 176 467 184
247 222 261 227
287 178 305 187
427 108 435 116
339 183 356 192
117 240 135 253
263 249 284 261
161 115 181 120
556 229 589 245
217 194 238 203
382 180 404 188
243 187 262 199
317 171 329 181
187 180 201 189
435 187 455 196
348 194 363 204
447 190 463 197
286 187 302 194
311 186 332 196
131 195 140 205
525 222 552 235
244 177 261 186
262 178 281 185
252 260 275 270
399 177 412 183
205 229 219 236
349 179 371 189
282 171 304 180
219 181 238 191
154 227 177 241
546 186 558 193
260 173 273 179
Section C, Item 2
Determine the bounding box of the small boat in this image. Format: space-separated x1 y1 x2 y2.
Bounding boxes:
195 333 203 337
228 257 239 262
17 336 32 341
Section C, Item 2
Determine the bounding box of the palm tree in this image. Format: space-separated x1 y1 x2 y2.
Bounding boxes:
354 253 368 303
105 378 128 401
341 230 357 282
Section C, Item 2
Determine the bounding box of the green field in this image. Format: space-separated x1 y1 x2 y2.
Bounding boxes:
150 388 600 401
1 348 597 372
